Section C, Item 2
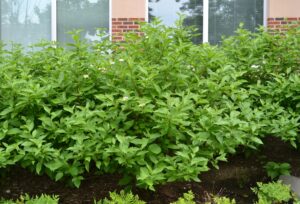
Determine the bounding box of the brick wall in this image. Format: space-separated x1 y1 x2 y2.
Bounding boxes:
112 18 145 41
267 17 300 32
111 17 300 40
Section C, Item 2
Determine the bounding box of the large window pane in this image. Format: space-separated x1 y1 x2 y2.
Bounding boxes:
209 0 263 44
57 0 109 43
148 0 203 43
1 0 51 46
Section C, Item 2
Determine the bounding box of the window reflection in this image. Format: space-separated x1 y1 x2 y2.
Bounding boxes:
0 0 51 46
209 0 264 44
57 0 109 44
149 0 203 43
149 0 263 44
149 0 190 26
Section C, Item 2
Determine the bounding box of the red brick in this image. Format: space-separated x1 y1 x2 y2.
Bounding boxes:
129 25 140 29
129 18 139 21
111 17 143 41
287 18 298 21
268 21 280 25
117 18 127 21
117 25 128 29
112 29 122 32
123 22 133 25
112 22 122 25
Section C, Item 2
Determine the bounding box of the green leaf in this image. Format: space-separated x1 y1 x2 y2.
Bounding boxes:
0 107 13 116
250 137 263 145
28 120 34 132
45 161 63 172
96 161 101 169
118 175 133 186
216 154 227 162
43 105 51 114
36 162 42 174
63 106 74 114
139 167 149 180
55 172 64 181
148 144 161 155
7 128 21 135
72 176 83 188
69 166 79 176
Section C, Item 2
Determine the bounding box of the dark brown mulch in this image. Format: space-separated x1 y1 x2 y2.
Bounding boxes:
1 137 300 204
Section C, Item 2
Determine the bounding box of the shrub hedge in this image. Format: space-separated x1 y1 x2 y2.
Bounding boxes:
0 19 300 189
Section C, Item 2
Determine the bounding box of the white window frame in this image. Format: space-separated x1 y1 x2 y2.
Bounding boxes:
51 0 57 41
263 0 269 28
146 0 269 43
203 0 209 43
50 0 112 42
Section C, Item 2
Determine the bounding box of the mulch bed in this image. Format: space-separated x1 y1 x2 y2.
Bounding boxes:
1 137 300 204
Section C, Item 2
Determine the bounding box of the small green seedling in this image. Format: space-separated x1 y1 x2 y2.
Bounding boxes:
264 162 291 180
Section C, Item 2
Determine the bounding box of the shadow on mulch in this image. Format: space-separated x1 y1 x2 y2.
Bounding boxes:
1 137 300 204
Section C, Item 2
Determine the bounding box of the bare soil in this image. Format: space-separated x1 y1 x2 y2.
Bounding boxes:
1 137 300 204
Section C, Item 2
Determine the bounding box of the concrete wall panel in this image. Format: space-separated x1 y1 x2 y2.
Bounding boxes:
112 0 146 18
269 0 300 17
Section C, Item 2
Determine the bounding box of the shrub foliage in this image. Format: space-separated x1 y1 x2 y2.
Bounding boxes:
0 19 300 189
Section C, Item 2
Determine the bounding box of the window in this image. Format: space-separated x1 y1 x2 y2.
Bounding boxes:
148 0 203 43
0 0 52 47
209 0 264 44
148 0 265 44
57 0 109 43
0 0 109 46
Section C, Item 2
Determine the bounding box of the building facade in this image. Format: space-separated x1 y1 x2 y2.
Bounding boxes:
0 0 299 46
267 0 300 33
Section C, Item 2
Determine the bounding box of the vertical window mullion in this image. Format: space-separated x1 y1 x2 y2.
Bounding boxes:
109 0 112 41
263 0 268 27
51 0 57 41
145 0 149 22
0 0 2 41
203 0 209 43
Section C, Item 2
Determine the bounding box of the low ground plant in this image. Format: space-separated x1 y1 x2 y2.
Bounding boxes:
95 191 145 204
0 18 300 189
252 181 298 204
264 162 291 180
171 191 195 204
0 194 59 204
2 182 294 204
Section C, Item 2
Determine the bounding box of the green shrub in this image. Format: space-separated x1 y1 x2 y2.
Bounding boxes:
0 194 59 204
171 191 195 204
264 162 291 180
0 199 15 204
252 181 295 204
95 191 145 204
0 18 299 189
211 196 236 204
